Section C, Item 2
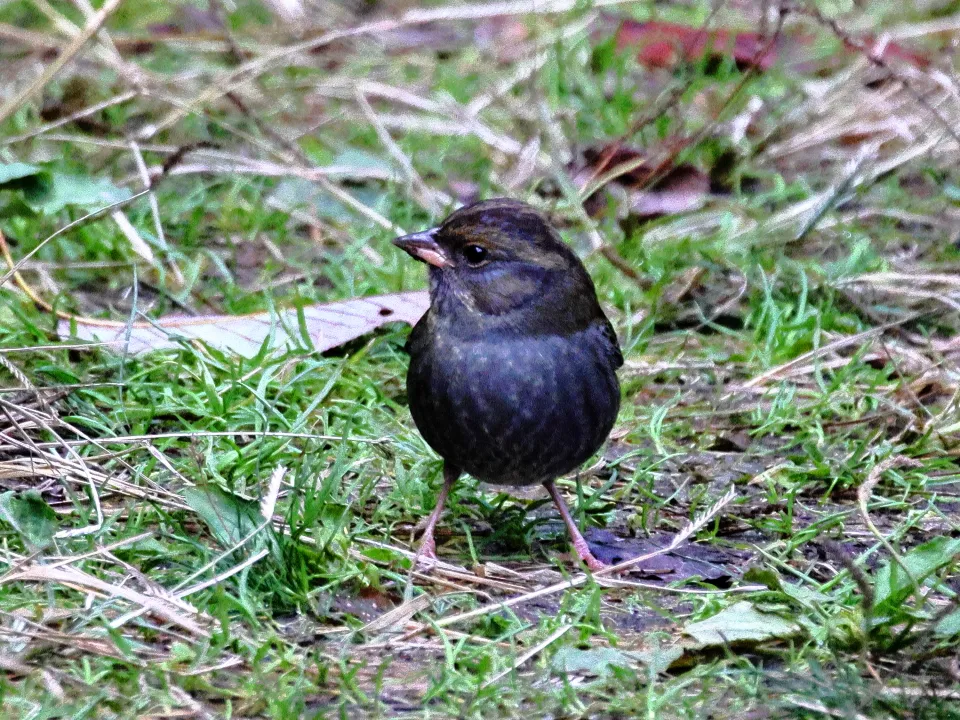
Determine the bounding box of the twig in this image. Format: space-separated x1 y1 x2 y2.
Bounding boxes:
2 91 138 145
355 90 449 214
857 456 925 608
1 563 208 637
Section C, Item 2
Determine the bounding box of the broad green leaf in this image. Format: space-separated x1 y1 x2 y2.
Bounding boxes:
128 536 172 555
0 490 58 549
780 580 830 606
684 601 801 646
874 537 960 611
182 486 262 548
23 173 132 214
268 177 389 225
362 546 399 564
625 644 685 674
330 148 395 177
935 609 960 637
0 164 131 215
0 162 43 185
551 647 633 677
0 163 50 211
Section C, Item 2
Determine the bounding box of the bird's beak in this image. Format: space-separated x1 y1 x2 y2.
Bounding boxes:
392 228 453 269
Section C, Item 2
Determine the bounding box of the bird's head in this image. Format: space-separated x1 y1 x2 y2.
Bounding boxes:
393 199 595 322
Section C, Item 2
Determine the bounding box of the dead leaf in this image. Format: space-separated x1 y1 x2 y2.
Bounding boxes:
628 165 710 217
661 266 707 305
613 19 779 71
360 593 434 636
584 529 741 582
853 34 929 70
574 145 711 221
57 291 429 357
609 18 929 73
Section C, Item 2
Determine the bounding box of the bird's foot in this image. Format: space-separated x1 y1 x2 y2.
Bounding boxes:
543 479 608 572
411 464 458 567
415 533 438 565
572 537 607 572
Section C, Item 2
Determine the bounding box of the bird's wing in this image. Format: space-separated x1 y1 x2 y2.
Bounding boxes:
404 308 431 355
596 315 624 369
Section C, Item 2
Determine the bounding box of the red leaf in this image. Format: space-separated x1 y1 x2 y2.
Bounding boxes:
612 18 929 73
615 19 778 71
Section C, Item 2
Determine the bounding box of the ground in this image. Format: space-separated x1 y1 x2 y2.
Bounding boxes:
1 0 960 718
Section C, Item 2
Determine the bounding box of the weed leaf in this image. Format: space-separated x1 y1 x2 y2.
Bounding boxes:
0 490 58 549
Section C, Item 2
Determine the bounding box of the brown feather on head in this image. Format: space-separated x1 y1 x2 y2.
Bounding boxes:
394 199 600 324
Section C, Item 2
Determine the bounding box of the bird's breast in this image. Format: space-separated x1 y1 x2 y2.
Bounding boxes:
407 323 620 486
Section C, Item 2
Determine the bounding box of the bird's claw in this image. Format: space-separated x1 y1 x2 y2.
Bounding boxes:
573 539 607 572
415 535 438 565
582 554 607 572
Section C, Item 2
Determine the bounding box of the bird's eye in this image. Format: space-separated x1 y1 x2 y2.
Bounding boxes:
462 244 489 266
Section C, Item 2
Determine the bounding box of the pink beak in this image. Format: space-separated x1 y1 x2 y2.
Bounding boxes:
393 229 453 269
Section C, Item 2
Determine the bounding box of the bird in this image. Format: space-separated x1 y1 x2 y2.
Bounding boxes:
393 198 622 570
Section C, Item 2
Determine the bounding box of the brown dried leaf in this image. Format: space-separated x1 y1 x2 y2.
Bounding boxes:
584 529 744 582
628 165 711 218
57 291 429 357
575 145 711 221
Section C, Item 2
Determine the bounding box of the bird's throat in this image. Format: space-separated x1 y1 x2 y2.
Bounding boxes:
428 266 597 337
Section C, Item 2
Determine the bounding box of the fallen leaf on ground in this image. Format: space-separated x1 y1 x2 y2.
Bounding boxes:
584 529 742 582
609 18 928 73
0 490 57 550
551 644 684 678
574 145 711 221
684 601 801 647
551 647 633 677
627 165 710 217
0 162 131 214
57 291 430 357
613 19 779 70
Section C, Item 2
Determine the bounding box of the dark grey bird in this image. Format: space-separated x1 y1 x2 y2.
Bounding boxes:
394 198 622 569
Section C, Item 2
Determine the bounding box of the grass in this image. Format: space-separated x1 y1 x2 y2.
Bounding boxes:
1 0 960 717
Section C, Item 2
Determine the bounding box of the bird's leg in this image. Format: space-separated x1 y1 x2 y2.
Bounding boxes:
543 479 606 571
415 463 460 562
